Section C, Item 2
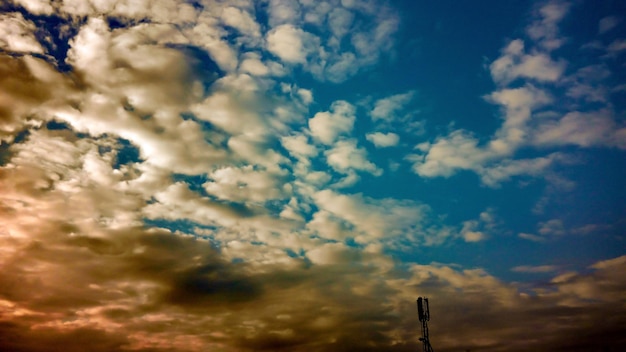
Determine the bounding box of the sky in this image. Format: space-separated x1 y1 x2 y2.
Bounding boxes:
1 0 626 351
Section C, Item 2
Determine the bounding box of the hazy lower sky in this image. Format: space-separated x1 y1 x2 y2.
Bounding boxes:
1 0 625 351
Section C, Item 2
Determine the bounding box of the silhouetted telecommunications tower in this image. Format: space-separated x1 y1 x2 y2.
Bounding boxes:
417 297 434 352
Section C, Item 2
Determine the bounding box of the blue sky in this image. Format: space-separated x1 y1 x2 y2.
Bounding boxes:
1 0 625 351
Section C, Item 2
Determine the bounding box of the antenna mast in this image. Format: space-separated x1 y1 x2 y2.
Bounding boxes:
417 297 435 352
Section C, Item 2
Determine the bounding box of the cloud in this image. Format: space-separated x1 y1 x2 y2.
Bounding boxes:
1 1 625 351
0 12 45 53
525 0 570 50
2 141 626 351
598 16 620 34
324 139 382 177
512 265 559 273
460 208 499 242
267 0 302 27
203 165 290 204
532 110 626 149
408 0 626 187
370 91 415 122
408 130 490 178
220 6 261 39
312 189 426 241
266 24 319 64
328 7 354 39
518 232 546 242
366 131 399 147
281 133 318 158
308 100 356 145
476 153 566 187
538 218 565 236
607 39 626 55
489 39 566 85
9 0 56 15
0 55 69 141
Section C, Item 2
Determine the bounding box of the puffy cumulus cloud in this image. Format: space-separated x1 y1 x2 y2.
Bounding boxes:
266 24 319 64
408 130 491 178
327 6 354 40
281 133 318 159
2 135 625 352
267 0 302 26
0 136 404 351
312 189 426 242
370 91 416 122
8 0 398 84
409 84 553 180
203 165 290 204
1 1 625 351
220 6 261 39
53 0 201 24
0 55 71 141
238 52 286 77
476 153 567 187
409 0 625 186
9 0 56 15
142 182 253 228
324 139 382 177
308 100 356 145
490 39 566 85
366 131 399 148
460 208 499 243
263 0 399 83
0 12 45 53
525 0 570 50
532 110 626 149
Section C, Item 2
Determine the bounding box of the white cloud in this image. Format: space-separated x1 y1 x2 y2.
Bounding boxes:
266 24 319 64
221 6 261 38
490 40 566 85
0 55 69 141
328 7 354 39
281 134 318 158
365 132 399 148
525 0 570 50
0 12 45 53
460 208 499 242
143 182 246 228
477 154 565 187
10 0 55 15
312 189 425 241
239 53 270 76
307 242 359 265
370 91 415 122
308 100 355 145
408 131 490 178
267 0 301 26
532 110 626 149
325 139 382 176
487 85 552 150
203 166 289 204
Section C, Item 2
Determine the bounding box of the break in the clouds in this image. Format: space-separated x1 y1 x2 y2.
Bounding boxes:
1 0 625 351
